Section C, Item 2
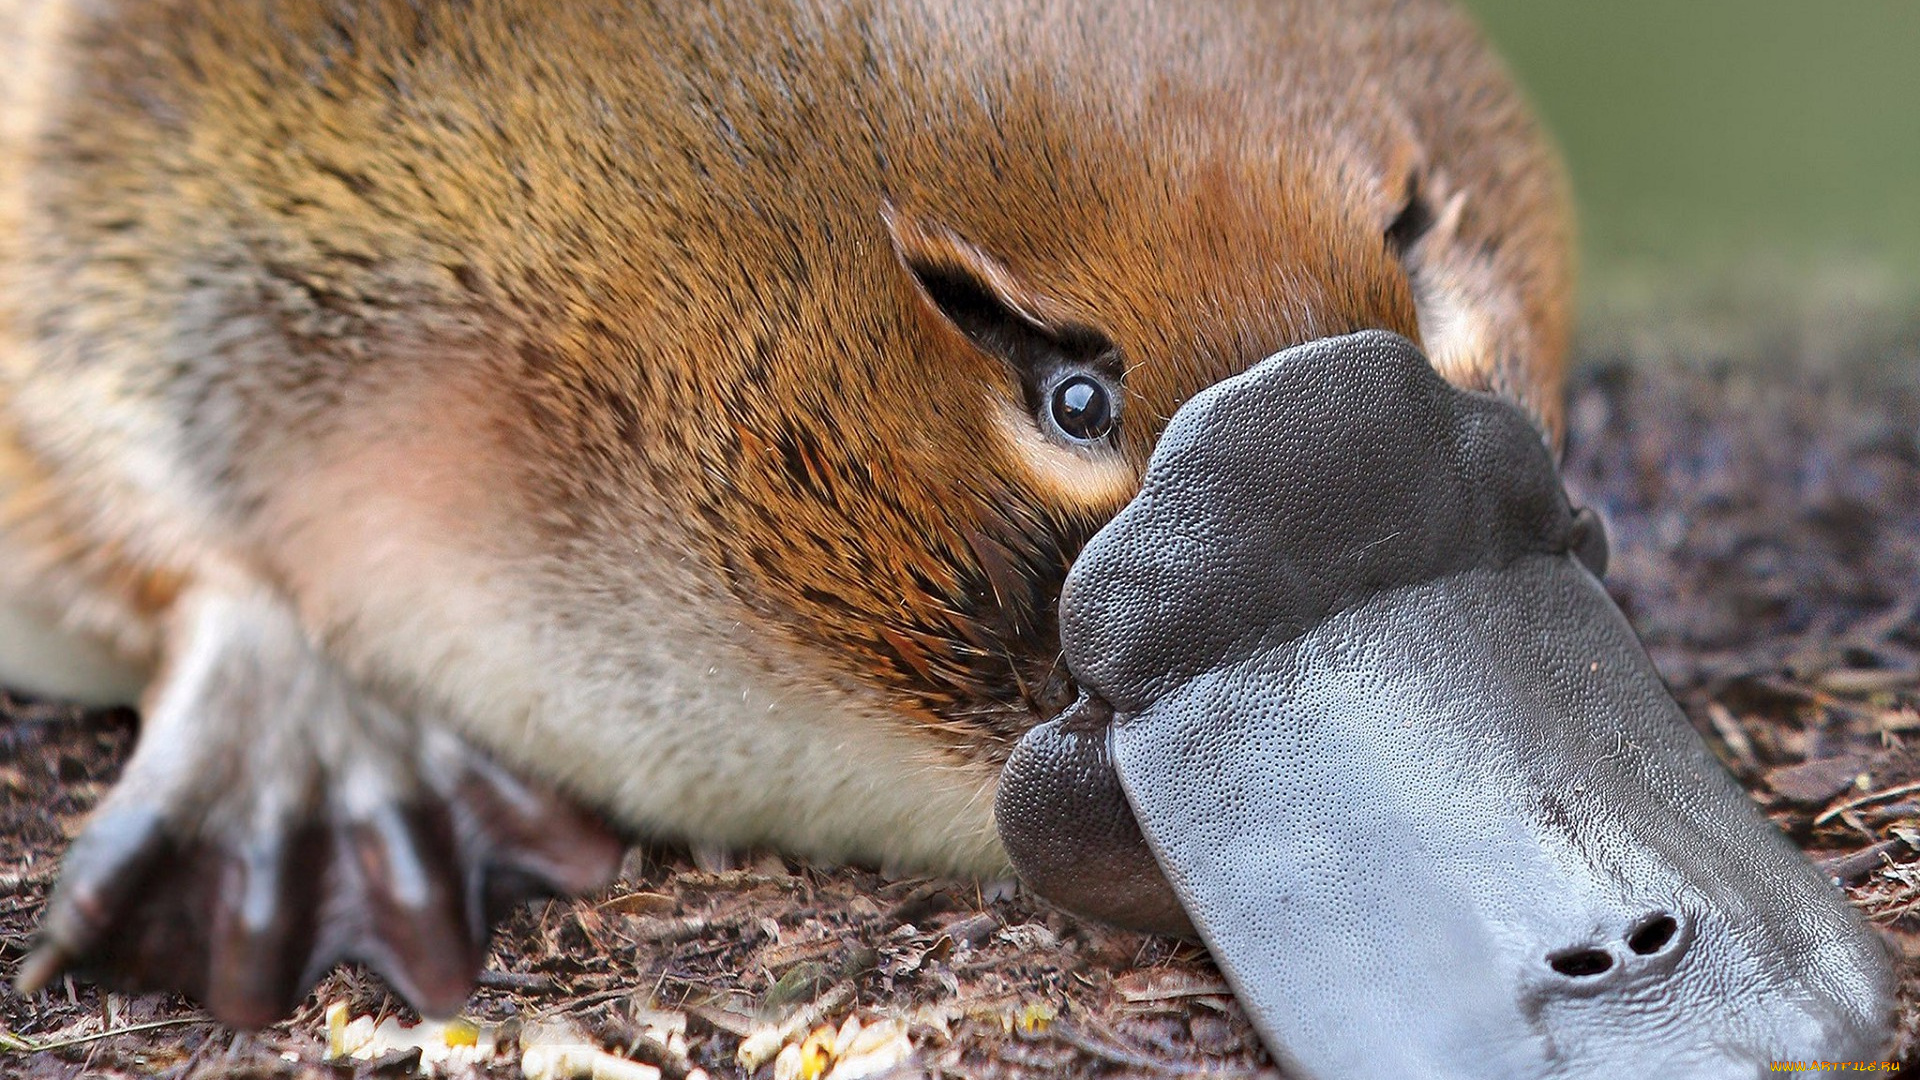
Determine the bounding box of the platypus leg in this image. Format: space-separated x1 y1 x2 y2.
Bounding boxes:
15 584 622 1027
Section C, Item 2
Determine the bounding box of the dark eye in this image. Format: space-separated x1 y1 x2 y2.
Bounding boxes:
1048 374 1116 442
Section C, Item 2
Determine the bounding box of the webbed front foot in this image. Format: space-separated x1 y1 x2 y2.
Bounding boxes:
15 587 622 1027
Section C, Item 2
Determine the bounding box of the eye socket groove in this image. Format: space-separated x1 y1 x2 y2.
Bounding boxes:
909 261 1040 359
902 254 1123 449
1385 171 1436 257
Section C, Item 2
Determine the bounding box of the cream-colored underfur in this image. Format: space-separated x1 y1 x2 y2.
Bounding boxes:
0 425 149 704
310 519 1013 879
0 596 145 705
990 402 1138 512
0 0 186 702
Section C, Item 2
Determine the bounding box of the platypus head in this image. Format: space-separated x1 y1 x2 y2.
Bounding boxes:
677 171 1889 1080
994 330 1893 1077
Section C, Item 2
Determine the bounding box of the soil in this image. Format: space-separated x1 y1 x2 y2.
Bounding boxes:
3 350 1919 1078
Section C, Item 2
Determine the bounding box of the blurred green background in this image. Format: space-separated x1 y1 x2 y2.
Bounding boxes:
1459 0 1920 355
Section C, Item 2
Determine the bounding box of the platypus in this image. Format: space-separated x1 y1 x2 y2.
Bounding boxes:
0 0 1893 1075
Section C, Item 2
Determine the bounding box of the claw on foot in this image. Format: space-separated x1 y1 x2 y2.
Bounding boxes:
15 587 622 1027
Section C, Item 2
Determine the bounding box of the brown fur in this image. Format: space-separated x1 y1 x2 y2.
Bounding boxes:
0 0 1569 796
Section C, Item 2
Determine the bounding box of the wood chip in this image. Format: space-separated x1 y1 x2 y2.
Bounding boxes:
1766 755 1868 805
1820 838 1918 886
599 891 678 917
1818 780 1920 826
1816 668 1919 695
1113 970 1233 1004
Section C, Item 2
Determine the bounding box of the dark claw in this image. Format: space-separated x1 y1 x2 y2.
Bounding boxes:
1568 505 1609 576
20 729 622 1027
24 823 323 1026
455 753 629 899
204 831 321 1026
343 805 484 1017
16 805 172 997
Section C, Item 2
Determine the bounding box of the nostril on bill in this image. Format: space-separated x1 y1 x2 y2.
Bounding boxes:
1548 947 1614 978
1627 913 1679 956
1547 914 1681 980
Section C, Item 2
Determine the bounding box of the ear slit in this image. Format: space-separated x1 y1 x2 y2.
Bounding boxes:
904 258 1056 358
1385 171 1436 257
885 213 1118 384
883 209 1125 453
